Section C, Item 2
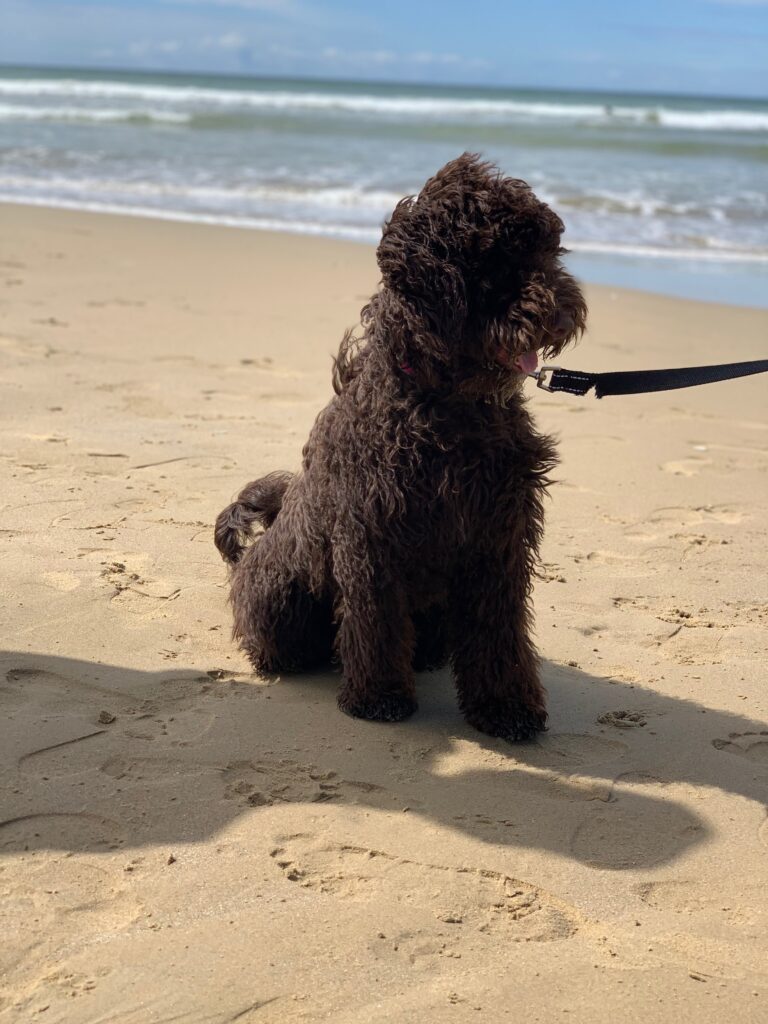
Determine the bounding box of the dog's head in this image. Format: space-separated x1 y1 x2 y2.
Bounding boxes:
375 153 586 394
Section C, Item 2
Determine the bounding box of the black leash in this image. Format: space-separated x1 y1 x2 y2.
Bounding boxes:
530 359 768 399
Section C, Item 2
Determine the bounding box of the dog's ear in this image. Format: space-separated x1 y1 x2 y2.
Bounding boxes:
377 153 502 337
376 153 516 333
376 194 468 338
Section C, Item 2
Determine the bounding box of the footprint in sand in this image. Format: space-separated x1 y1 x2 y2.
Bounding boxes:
122 393 174 419
596 710 648 729
622 529 662 543
42 570 82 592
583 550 637 566
16 710 216 782
711 732 768 765
3 664 213 717
270 834 581 944
99 754 215 783
118 699 216 745
661 457 713 477
636 879 767 929
0 846 143 976
2 665 136 714
222 759 414 811
570 772 706 869
647 504 747 528
574 550 660 579
612 595 649 611
671 533 730 559
94 554 181 612
4 665 217 779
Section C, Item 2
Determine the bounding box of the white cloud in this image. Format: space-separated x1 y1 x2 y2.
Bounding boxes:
270 43 303 58
127 39 183 57
313 47 490 71
367 50 398 65
408 51 491 68
411 51 460 65
200 31 249 50
219 31 247 48
321 47 397 65
121 25 255 60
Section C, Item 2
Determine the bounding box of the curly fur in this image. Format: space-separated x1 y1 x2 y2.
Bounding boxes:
215 153 587 740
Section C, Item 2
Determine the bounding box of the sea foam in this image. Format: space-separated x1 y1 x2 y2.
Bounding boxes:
0 78 766 132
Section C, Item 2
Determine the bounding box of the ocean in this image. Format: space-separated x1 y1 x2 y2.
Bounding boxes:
1 65 767 307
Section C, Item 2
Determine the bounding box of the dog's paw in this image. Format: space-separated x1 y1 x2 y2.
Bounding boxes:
464 704 548 743
338 689 417 723
245 648 330 676
245 652 290 676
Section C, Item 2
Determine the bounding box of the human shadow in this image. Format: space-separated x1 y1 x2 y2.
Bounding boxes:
1 650 766 871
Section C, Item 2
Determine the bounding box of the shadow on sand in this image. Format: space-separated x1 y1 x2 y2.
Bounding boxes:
1 650 766 870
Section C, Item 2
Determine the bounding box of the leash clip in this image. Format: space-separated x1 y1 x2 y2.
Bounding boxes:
528 365 560 392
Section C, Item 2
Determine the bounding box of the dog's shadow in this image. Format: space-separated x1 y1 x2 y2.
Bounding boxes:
1 650 766 871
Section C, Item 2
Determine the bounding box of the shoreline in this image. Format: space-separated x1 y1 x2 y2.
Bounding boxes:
2 198 767 311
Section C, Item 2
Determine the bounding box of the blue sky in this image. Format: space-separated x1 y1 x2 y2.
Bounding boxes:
2 0 767 96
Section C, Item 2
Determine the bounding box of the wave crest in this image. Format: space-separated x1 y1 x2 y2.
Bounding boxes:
0 78 765 132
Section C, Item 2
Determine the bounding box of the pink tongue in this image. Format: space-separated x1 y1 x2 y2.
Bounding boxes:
515 350 539 374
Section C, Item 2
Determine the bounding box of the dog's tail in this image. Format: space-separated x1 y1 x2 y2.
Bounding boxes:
214 471 293 565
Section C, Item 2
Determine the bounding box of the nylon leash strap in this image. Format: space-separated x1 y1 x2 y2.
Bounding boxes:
531 359 768 398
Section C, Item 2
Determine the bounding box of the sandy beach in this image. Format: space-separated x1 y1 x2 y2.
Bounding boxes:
1 203 767 1022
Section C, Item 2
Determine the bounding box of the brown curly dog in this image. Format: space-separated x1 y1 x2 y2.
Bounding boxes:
215 153 586 741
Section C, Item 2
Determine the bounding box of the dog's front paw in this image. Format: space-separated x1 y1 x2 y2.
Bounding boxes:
338 688 417 723
464 703 547 743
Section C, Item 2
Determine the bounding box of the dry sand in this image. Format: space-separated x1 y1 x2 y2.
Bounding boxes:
1 204 767 1023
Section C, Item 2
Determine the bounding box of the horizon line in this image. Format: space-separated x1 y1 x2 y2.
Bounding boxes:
1 61 766 105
